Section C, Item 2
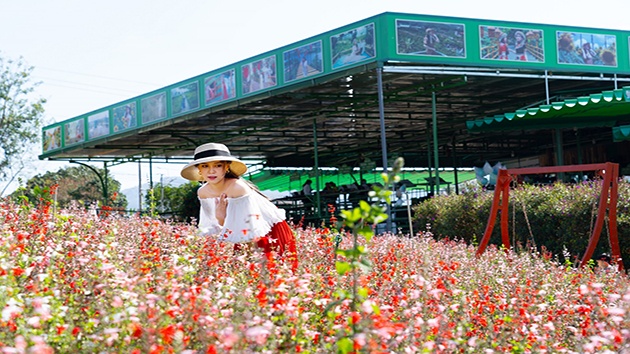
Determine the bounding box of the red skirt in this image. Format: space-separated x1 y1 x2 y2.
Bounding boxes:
235 220 298 271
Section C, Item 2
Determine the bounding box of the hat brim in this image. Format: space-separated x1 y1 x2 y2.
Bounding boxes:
180 156 247 181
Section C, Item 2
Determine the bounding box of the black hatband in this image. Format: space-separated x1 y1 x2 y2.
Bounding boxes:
194 149 231 160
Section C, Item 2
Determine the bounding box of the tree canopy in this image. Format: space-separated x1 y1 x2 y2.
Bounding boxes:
144 182 200 222
10 165 127 209
0 53 46 188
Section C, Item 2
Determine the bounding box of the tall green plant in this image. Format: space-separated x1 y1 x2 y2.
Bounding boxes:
327 157 404 353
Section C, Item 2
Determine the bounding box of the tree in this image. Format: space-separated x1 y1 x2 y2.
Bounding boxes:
0 53 46 195
10 165 127 209
144 182 200 222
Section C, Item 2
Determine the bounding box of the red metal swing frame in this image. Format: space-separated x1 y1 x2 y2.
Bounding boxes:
475 162 623 271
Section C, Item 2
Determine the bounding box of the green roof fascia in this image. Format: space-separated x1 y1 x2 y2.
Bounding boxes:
612 125 630 142
467 87 630 133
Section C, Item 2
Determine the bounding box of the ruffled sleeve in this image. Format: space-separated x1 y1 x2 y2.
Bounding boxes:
198 198 222 236
218 192 286 243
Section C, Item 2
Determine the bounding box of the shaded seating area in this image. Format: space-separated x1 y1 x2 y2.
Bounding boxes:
267 170 472 231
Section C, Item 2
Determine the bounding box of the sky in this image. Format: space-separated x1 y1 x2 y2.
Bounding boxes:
1 0 629 197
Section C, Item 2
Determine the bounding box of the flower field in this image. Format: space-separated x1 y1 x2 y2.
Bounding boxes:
1 199 629 353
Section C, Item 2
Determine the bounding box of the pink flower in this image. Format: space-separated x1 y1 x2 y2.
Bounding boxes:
246 326 270 345
111 296 123 308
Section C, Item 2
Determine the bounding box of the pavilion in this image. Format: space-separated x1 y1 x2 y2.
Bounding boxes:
39 12 630 226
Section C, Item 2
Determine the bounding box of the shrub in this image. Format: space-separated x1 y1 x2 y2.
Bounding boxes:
413 180 630 266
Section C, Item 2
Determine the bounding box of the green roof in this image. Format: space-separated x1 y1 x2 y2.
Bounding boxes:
466 87 630 132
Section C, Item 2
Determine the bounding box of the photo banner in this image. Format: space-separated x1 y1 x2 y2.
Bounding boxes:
41 12 630 157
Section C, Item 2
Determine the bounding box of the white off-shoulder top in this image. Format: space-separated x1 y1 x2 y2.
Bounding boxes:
198 191 286 243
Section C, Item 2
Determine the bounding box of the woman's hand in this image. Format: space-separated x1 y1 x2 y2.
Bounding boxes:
215 193 228 225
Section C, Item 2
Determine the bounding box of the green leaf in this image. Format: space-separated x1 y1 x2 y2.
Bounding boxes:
359 200 371 212
357 226 374 241
335 261 352 275
336 337 354 354
371 302 381 315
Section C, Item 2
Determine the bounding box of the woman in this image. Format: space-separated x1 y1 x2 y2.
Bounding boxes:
181 142 298 270
514 31 527 61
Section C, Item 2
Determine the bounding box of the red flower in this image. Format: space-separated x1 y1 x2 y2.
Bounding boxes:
149 345 165 354
12 267 24 277
256 284 268 306
350 311 361 325
130 322 143 338
160 324 177 345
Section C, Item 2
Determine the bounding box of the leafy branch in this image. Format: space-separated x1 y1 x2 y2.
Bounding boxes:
327 157 405 353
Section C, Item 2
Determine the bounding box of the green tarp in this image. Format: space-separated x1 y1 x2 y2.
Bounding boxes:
246 169 476 193
466 87 630 132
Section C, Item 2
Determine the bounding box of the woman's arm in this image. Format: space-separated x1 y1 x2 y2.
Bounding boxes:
215 193 228 226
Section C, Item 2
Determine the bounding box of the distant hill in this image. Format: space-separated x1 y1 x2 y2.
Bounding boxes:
121 179 187 211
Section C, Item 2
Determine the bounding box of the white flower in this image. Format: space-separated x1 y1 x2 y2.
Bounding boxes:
27 316 41 328
2 299 23 322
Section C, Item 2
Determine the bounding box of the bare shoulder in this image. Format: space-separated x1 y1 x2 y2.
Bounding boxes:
197 183 214 199
227 178 250 197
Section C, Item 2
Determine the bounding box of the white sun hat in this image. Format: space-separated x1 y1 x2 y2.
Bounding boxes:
180 143 247 181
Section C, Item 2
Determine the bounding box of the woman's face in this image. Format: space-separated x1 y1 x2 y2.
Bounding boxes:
197 161 229 183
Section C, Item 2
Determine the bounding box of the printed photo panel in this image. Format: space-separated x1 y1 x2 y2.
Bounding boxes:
87 111 110 140
396 19 465 58
241 55 277 95
283 40 324 83
479 25 544 62
141 92 167 124
557 31 617 67
331 23 376 69
112 102 137 133
43 126 61 152
204 69 236 106
64 118 85 146
171 81 200 116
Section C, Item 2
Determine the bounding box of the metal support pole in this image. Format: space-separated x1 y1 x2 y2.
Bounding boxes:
576 130 584 180
149 157 154 190
69 160 108 206
432 91 441 194
452 138 459 195
376 67 391 232
103 162 109 205
427 127 433 195
138 160 142 213
313 119 321 219
547 70 565 179
544 70 550 105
